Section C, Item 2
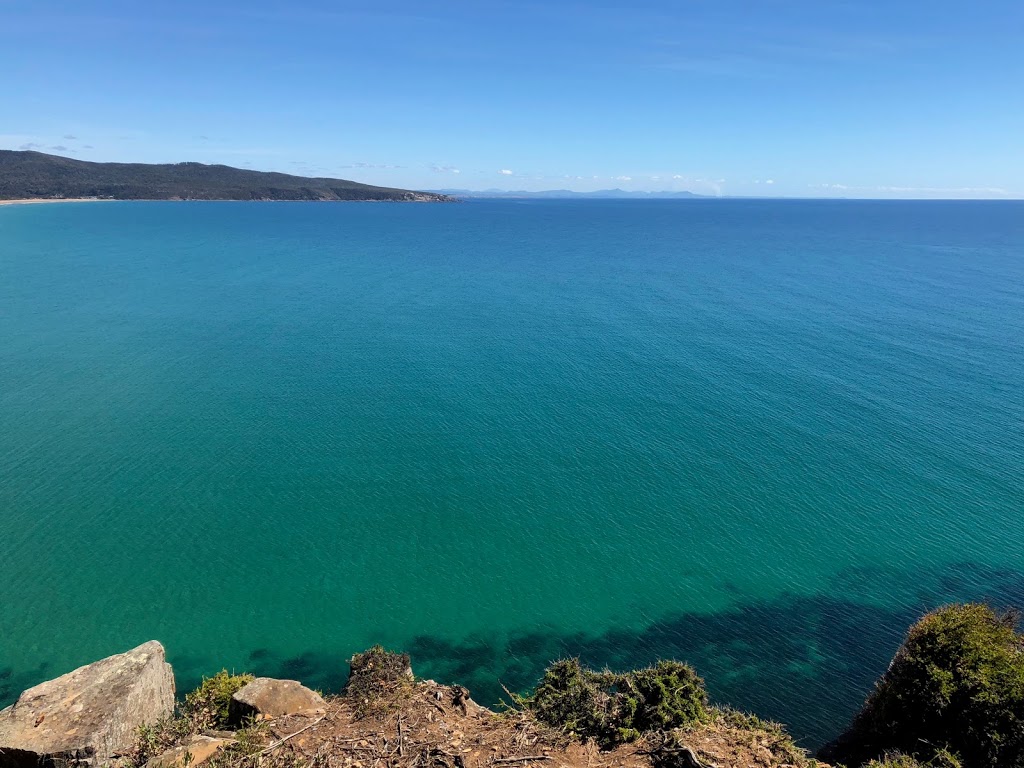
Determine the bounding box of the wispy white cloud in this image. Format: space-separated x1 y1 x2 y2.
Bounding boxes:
615 175 632 181
498 169 514 175
431 165 461 174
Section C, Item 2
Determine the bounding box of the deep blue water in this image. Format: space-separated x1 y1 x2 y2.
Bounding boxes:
1 199 1022 748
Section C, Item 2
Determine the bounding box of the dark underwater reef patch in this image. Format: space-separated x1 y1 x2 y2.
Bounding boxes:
2 561 1021 752
172 562 1024 750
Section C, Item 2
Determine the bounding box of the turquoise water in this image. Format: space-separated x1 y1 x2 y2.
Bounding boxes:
1 199 1022 747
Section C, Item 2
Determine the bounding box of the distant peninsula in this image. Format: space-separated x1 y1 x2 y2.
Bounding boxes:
0 151 454 203
430 188 705 199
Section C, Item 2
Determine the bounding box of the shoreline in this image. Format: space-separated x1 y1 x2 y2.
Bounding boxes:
0 197 113 206
0 196 449 205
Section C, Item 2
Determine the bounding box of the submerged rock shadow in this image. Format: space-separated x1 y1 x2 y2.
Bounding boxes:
405 562 1024 749
4 561 1021 753
166 561 1021 749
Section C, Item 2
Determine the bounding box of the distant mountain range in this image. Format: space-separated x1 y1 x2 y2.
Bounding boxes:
0 151 454 202
428 188 706 199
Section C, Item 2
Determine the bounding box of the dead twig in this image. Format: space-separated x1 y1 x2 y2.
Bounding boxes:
492 757 552 764
257 714 327 757
637 746 717 768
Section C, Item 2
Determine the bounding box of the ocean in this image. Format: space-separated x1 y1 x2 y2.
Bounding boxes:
1 199 1022 748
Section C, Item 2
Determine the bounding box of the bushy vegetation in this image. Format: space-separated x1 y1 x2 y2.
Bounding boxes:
181 670 255 730
127 672 255 766
823 604 1024 767
345 645 414 718
525 658 707 746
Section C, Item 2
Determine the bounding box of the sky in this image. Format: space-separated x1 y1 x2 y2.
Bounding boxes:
1 0 1022 198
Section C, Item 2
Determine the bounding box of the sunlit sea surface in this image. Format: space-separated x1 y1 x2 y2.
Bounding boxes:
2 199 1022 747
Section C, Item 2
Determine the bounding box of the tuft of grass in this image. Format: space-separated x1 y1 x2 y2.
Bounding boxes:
203 720 270 768
823 603 1024 768
125 672 255 767
344 645 414 719
864 750 962 768
128 717 194 766
526 658 707 747
181 670 255 731
864 755 928 768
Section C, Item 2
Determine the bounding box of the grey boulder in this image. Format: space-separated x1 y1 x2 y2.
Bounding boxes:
0 641 175 767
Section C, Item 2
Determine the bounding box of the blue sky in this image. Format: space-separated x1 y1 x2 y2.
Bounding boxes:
2 0 1022 197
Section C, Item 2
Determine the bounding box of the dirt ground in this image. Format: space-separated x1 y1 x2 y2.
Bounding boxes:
232 680 818 768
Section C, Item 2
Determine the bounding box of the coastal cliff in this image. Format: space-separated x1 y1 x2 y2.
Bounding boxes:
0 151 455 202
1 605 1020 768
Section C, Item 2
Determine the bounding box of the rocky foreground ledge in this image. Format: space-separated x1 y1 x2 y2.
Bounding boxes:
1 604 1021 768
0 643 812 768
0 642 174 767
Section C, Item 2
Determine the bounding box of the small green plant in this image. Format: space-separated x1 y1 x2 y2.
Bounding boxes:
232 720 270 756
203 719 270 768
182 670 255 730
526 658 708 747
134 721 163 764
823 603 1024 768
128 717 193 767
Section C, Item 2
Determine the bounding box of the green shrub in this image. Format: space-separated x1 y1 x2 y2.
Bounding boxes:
182 670 254 730
527 658 707 746
528 659 615 741
623 660 707 733
822 604 1024 767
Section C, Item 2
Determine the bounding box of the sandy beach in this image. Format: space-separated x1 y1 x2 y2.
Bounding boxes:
0 198 111 206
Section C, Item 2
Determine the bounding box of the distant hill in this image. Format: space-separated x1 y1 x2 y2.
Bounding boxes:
429 188 705 199
0 151 454 202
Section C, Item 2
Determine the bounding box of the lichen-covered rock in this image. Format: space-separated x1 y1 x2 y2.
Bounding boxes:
228 678 325 723
0 641 175 767
143 735 232 768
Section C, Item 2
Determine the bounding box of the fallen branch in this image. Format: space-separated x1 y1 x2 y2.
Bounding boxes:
257 714 328 757
493 757 552 764
638 746 717 768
